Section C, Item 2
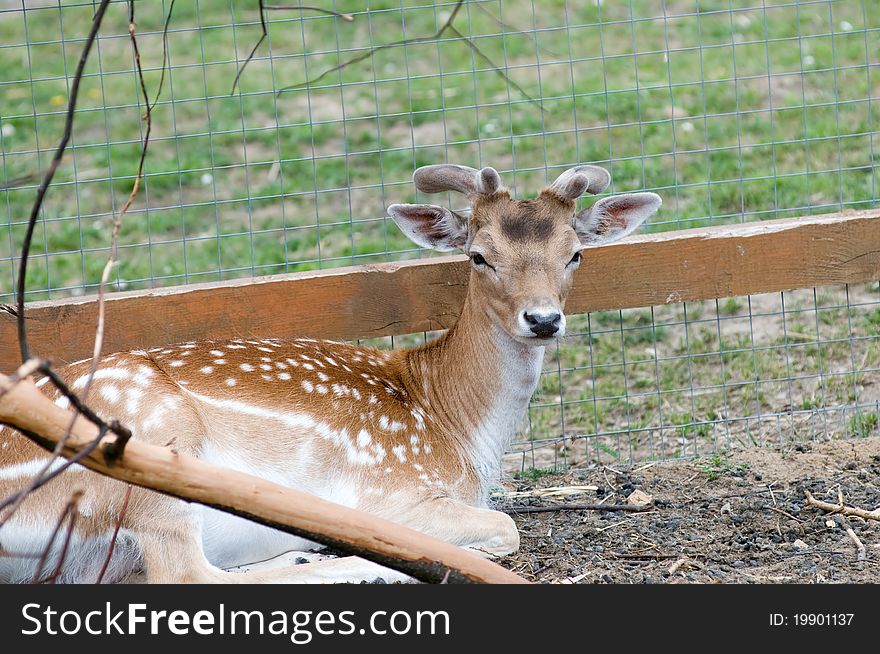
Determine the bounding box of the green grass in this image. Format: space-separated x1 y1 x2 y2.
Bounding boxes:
513 466 556 482
850 412 879 438
2 1 877 300
1 2 878 463
700 452 750 481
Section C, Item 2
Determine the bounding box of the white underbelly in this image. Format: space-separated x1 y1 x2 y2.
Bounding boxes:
200 506 319 568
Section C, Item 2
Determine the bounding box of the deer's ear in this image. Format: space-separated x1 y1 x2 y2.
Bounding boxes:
575 192 661 246
388 203 468 252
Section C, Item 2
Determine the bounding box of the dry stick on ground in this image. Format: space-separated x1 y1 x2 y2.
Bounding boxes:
0 375 527 584
804 490 880 522
835 515 867 562
504 502 655 515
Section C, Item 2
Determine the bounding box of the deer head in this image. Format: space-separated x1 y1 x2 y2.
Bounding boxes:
388 164 662 343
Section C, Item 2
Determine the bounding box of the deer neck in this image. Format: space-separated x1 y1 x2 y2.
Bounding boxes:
404 287 545 499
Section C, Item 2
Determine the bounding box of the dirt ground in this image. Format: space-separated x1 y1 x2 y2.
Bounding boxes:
497 437 880 583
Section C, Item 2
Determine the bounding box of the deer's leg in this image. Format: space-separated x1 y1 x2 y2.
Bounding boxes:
138 505 413 584
391 497 520 558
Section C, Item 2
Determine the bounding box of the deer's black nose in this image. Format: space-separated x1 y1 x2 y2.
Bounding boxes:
523 311 561 337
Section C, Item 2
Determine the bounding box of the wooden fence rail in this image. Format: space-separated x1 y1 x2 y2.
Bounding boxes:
2 209 878 372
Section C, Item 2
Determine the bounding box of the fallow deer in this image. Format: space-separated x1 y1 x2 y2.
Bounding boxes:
0 163 660 583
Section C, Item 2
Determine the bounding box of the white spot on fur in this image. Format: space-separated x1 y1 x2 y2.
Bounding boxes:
302 380 314 393
259 364 272 371
100 385 121 403
169 360 185 368
125 388 144 413
317 371 329 382
356 430 372 447
278 372 291 381
316 384 328 394
303 363 314 371
240 363 254 372
201 366 214 374
392 445 407 463
214 359 226 365
210 350 224 357
226 378 237 387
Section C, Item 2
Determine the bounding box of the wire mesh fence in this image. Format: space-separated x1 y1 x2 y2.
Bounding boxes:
1 0 878 471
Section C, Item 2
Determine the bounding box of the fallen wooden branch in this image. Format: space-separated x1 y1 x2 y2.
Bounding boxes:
0 373 527 584
840 520 867 562
504 502 655 515
804 490 880 522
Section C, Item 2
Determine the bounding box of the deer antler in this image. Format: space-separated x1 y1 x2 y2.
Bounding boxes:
413 164 502 197
547 165 611 199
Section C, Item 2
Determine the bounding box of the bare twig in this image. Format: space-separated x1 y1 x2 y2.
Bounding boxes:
96 484 133 584
805 490 880 522
472 1 560 58
0 0 151 520
275 0 541 110
32 493 80 583
16 0 113 365
39 491 83 584
447 24 545 111
838 518 867 562
265 4 354 21
504 502 654 514
150 0 176 108
0 171 42 191
230 0 268 95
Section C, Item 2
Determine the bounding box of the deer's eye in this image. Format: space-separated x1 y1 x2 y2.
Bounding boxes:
568 251 582 266
471 252 488 267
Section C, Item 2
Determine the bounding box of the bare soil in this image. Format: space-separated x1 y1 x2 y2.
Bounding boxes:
498 437 880 583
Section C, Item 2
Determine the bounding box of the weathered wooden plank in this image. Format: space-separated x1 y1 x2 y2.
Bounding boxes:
1 209 878 372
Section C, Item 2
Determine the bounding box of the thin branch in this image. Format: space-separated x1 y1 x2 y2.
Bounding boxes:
447 24 545 112
0 171 42 191
32 494 79 583
96 484 133 584
265 4 354 21
230 0 268 95
149 0 176 108
504 502 655 514
39 491 83 584
277 0 467 92
16 0 113 364
472 1 560 58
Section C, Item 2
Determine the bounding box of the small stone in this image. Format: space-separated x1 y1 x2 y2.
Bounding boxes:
733 560 745 568
626 489 653 506
792 539 809 550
